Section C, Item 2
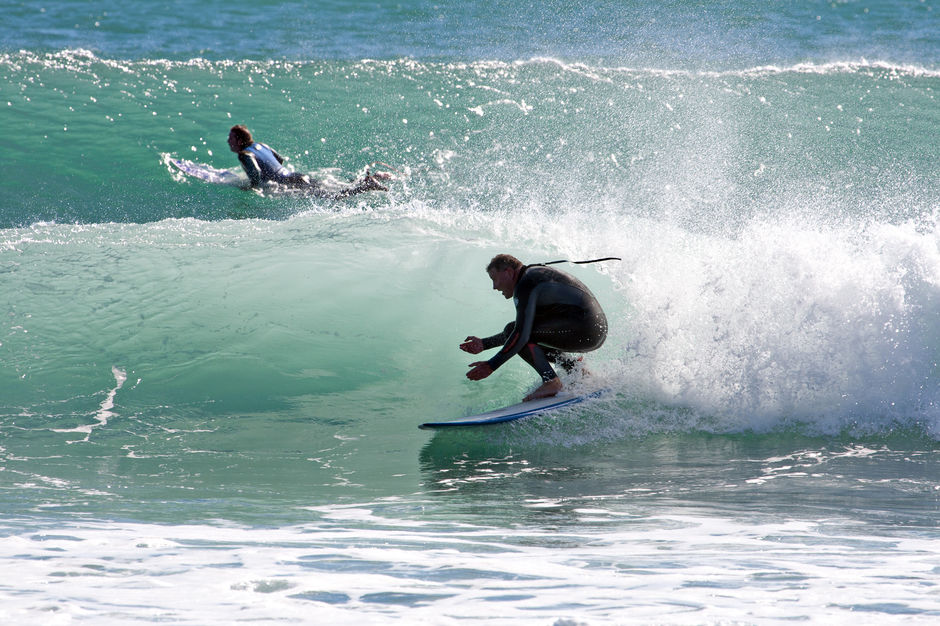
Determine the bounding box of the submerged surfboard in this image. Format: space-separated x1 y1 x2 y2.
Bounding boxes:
419 389 604 430
169 158 244 185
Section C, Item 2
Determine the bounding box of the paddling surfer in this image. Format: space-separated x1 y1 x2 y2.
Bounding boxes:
227 125 390 196
460 253 608 401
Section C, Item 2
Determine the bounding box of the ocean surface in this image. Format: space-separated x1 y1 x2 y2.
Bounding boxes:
1 1 939 623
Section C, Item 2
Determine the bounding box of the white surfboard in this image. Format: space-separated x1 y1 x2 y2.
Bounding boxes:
167 155 397 197
419 389 605 430
169 157 244 185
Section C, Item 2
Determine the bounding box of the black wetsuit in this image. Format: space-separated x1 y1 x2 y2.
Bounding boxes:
483 265 607 382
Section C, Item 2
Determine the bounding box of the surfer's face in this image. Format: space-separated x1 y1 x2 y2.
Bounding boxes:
488 267 515 299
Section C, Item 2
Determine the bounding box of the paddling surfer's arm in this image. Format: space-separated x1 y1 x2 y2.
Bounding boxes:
237 151 264 187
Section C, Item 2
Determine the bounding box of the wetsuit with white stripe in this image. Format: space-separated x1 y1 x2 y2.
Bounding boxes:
482 265 607 381
237 142 307 187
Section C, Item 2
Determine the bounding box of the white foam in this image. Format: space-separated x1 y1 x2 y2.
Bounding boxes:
52 366 126 440
0 510 937 624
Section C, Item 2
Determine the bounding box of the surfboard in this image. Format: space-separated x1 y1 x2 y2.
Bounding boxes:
167 157 398 199
419 389 604 430
169 157 244 185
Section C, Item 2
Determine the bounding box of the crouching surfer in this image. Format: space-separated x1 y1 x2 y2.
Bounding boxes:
227 124 391 197
460 253 608 402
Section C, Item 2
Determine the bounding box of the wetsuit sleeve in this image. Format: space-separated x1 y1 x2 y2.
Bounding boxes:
238 152 264 187
486 283 541 371
480 329 509 350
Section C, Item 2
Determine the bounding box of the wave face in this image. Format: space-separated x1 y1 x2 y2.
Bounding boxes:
2 54 937 440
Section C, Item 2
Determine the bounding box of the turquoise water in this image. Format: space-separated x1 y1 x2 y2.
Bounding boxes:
1 1 939 623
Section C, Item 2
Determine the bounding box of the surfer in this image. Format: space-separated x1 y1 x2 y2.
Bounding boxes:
460 253 608 401
227 125 390 197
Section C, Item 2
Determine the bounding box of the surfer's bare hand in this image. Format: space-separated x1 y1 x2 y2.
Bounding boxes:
466 361 493 381
460 336 484 354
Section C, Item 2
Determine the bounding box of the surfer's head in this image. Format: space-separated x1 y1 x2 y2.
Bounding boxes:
486 254 523 274
228 125 253 152
486 254 523 299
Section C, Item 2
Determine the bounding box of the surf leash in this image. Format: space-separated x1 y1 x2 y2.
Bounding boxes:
539 257 621 266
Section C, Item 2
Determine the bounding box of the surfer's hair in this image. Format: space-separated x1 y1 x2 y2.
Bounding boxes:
486 254 523 273
229 124 253 146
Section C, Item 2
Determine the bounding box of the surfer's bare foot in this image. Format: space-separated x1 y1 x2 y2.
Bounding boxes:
359 175 388 192
524 377 563 402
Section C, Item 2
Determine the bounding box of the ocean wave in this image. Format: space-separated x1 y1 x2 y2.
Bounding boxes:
5 48 940 78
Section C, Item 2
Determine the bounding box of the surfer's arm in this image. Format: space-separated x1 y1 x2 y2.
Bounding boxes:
480 331 509 350
486 285 540 371
463 327 511 379
460 324 515 354
237 152 265 187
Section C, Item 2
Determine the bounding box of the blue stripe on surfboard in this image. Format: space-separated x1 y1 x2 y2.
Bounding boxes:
419 389 604 430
